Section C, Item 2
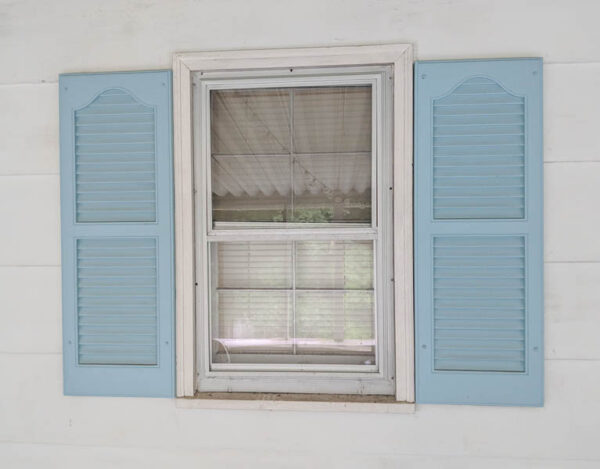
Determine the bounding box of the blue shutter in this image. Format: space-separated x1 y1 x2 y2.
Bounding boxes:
60 71 175 397
414 59 543 406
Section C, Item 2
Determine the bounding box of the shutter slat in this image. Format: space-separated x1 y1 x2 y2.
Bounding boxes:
76 243 158 368
433 76 525 220
74 88 156 223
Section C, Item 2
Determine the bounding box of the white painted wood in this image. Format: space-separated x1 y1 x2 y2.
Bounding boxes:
0 267 61 353
544 64 600 162
545 162 600 262
3 1 600 85
0 85 59 175
393 44 414 403
206 228 378 241
174 45 413 399
0 443 598 469
173 57 196 397
176 44 411 72
0 175 59 266
2 354 600 463
545 262 600 359
4 442 598 469
175 397 415 413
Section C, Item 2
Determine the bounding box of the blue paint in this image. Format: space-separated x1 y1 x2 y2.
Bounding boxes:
60 71 175 397
415 59 544 406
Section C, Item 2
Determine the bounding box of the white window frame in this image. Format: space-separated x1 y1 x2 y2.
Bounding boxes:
196 67 392 395
173 45 414 402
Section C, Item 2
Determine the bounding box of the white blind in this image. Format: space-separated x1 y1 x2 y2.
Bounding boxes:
211 240 375 365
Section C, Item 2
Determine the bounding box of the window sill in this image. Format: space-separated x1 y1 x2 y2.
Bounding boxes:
175 393 415 413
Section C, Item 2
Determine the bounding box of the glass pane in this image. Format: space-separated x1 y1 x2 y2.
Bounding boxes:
292 87 372 154
211 241 293 363
211 88 290 155
295 291 375 362
295 240 373 289
210 86 372 225
211 88 291 223
210 240 375 367
213 291 293 362
216 241 292 289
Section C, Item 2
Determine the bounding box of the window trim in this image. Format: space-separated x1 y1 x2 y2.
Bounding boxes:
173 44 414 401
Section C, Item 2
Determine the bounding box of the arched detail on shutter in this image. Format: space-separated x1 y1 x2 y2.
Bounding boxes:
432 77 526 220
74 88 157 223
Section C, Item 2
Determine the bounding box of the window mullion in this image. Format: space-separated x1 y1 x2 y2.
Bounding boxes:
292 240 297 355
289 88 295 222
206 229 378 243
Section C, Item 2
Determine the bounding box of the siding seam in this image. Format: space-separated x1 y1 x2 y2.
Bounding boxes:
0 439 599 462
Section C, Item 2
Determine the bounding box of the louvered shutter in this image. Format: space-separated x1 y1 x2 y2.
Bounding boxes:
60 71 175 397
414 59 543 406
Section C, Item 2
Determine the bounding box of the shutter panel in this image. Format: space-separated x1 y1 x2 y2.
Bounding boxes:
414 59 543 406
60 71 175 397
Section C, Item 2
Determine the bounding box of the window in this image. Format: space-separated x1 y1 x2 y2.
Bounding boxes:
173 46 414 399
194 68 393 394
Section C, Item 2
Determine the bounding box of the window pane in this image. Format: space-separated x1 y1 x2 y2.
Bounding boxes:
216 241 292 289
210 86 372 225
293 154 371 224
211 88 290 155
213 291 293 361
295 240 373 289
210 240 375 367
211 241 293 363
211 88 291 223
295 291 375 361
293 86 371 153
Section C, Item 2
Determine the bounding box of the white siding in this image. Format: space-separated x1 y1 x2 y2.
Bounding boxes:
1 1 599 467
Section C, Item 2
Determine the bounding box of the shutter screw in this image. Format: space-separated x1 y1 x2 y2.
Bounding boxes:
532 70 538 75
421 74 427 79
162 82 166 86
68 340 72 345
422 344 427 349
533 346 539 351
165 341 169 346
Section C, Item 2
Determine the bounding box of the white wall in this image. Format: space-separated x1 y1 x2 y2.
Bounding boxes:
1 1 600 467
